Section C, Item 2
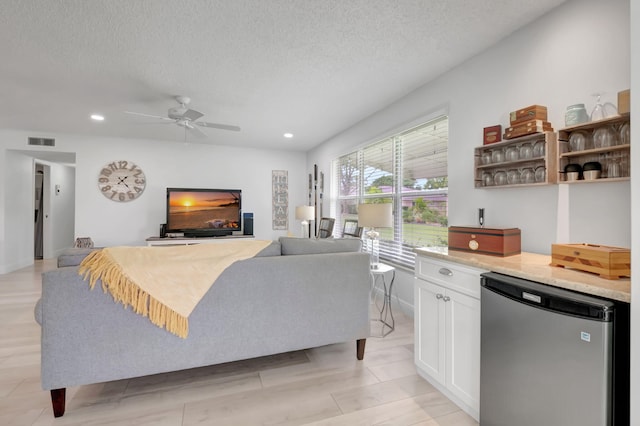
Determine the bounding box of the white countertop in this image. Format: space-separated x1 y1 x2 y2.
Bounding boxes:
414 247 631 303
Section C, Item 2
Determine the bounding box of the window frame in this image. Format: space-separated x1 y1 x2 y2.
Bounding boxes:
331 114 449 269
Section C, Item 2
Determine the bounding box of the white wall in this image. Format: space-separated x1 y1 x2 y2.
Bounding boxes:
3 151 34 272
0 130 308 272
308 0 630 307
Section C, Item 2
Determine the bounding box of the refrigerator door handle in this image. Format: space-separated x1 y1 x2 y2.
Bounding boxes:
522 292 542 304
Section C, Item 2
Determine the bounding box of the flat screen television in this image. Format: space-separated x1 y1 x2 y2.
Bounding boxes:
166 188 241 237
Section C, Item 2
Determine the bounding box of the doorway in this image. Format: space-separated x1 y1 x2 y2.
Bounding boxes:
34 165 44 259
1 150 75 273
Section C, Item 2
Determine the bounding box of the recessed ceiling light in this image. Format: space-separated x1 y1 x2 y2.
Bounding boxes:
90 114 104 121
284 133 293 138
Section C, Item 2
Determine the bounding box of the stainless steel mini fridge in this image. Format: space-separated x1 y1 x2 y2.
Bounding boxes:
480 272 629 426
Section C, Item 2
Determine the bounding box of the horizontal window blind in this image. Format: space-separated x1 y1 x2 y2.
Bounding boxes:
333 116 449 269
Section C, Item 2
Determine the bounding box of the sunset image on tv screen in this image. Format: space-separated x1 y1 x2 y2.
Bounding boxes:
168 191 240 230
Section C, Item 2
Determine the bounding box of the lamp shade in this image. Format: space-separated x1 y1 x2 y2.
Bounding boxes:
357 203 392 228
295 205 315 221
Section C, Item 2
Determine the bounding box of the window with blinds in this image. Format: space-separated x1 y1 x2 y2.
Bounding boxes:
332 115 449 269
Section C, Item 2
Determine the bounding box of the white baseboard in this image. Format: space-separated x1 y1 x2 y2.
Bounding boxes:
0 257 34 274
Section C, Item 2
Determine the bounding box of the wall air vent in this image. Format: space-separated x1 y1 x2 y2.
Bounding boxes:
28 137 55 147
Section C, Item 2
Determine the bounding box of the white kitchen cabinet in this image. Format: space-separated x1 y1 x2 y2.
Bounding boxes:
414 255 485 421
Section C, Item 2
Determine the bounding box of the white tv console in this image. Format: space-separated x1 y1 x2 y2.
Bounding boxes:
146 235 255 246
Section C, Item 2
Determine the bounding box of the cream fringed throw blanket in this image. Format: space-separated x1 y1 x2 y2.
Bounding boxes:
78 240 272 338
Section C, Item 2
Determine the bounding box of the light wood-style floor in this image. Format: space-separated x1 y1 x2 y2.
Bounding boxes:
0 259 478 426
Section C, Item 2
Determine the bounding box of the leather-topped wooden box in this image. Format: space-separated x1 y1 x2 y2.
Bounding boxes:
448 226 521 257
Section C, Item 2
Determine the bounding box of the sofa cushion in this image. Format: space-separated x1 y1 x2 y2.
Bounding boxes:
57 248 100 267
254 241 282 257
279 237 362 255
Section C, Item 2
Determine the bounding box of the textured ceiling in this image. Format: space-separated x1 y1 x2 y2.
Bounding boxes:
0 0 566 151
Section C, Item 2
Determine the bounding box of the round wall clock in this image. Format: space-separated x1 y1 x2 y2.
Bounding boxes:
97 160 146 202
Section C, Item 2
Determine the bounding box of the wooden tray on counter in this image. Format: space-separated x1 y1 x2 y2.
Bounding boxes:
550 243 630 279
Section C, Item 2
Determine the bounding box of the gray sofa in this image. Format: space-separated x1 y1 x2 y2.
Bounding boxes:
35 237 371 417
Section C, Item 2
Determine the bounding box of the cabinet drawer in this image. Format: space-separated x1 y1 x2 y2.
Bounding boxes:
415 256 485 298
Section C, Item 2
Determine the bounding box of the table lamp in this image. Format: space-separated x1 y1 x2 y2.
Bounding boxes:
295 205 315 238
358 203 393 269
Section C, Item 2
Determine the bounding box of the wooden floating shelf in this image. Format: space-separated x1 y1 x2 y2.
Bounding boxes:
559 144 630 158
558 177 630 184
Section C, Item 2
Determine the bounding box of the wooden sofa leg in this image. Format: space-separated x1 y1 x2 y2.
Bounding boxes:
51 388 66 417
356 338 366 360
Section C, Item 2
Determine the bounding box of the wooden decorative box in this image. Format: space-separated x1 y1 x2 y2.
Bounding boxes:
503 120 553 139
448 226 521 257
505 120 553 133
510 105 548 125
483 125 502 144
618 89 630 115
550 243 630 279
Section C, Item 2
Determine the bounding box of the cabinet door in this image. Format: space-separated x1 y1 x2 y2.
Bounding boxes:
445 288 480 411
414 279 446 384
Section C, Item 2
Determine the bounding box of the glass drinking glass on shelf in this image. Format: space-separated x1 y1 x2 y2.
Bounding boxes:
482 150 492 165
590 93 618 121
519 143 533 159
532 140 545 157
569 131 588 151
483 171 494 187
493 170 507 186
618 122 630 146
505 146 519 162
593 126 617 148
507 169 520 185
521 167 535 184
534 166 546 183
621 153 630 177
492 148 505 164
607 159 621 179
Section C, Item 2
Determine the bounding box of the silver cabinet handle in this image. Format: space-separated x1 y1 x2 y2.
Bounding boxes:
443 296 451 302
438 267 453 277
436 293 444 300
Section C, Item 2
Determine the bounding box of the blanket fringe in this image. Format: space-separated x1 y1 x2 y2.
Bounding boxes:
79 250 188 338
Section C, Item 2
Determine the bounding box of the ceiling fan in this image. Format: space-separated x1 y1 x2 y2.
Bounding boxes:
124 96 240 138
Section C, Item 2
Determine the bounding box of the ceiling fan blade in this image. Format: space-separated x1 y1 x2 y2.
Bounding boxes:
182 109 204 121
196 121 241 132
124 111 173 122
187 124 208 138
